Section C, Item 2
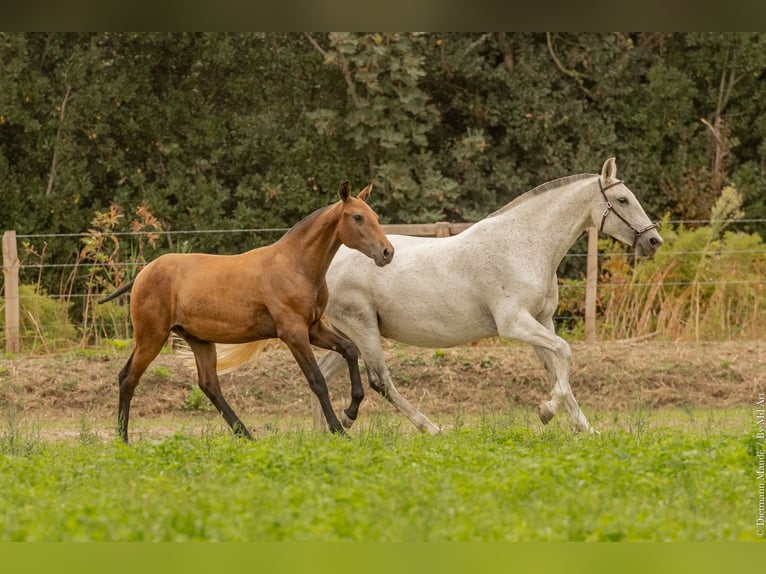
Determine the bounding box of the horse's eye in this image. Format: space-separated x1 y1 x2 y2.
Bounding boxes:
353 214 364 223
618 197 629 205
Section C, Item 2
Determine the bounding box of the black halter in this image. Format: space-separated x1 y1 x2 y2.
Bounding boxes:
598 178 658 244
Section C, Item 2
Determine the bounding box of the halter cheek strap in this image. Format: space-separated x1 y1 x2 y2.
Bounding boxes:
598 178 658 244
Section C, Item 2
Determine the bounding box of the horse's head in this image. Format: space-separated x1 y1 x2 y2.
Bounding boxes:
336 181 394 267
592 158 663 257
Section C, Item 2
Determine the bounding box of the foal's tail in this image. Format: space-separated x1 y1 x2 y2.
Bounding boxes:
179 341 272 374
97 279 135 304
215 341 272 374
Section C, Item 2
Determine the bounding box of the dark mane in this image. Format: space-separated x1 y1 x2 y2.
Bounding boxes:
282 203 334 238
488 173 595 218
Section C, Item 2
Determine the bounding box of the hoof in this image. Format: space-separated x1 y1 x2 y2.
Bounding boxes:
538 402 554 425
574 419 598 434
572 423 599 435
414 416 440 435
341 411 356 429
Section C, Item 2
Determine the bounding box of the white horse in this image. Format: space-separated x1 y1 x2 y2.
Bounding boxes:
218 158 663 434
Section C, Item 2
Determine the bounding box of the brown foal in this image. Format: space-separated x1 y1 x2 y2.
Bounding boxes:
100 182 393 443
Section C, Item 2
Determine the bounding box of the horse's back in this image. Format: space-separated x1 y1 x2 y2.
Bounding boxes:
130 250 277 339
134 252 243 293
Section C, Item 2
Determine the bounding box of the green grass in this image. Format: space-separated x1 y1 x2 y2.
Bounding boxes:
0 411 760 542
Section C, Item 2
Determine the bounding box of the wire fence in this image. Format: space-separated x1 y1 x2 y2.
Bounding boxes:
3 219 766 350
9 219 764 287
6 222 766 276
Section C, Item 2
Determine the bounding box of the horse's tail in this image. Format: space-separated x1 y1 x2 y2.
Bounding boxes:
178 341 272 374
97 279 135 304
215 341 272 374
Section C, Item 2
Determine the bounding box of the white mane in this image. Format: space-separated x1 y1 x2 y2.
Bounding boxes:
488 173 596 218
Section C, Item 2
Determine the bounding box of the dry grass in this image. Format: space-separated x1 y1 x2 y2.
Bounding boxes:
1 339 763 438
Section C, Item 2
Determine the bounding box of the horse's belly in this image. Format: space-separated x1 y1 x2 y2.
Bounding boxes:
378 306 495 348
175 300 277 344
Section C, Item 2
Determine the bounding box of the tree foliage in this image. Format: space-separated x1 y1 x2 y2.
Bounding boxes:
2 33 765 285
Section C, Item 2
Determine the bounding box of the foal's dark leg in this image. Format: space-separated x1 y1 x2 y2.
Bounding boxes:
117 341 166 443
117 352 136 443
309 322 364 428
281 329 347 435
186 339 253 439
314 351 349 431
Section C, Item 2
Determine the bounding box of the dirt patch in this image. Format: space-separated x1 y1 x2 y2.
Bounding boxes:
0 340 763 432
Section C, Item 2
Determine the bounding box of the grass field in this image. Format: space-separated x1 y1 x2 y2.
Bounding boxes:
1 341 763 542
0 406 760 542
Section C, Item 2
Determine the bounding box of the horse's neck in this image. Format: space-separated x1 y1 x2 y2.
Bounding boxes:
480 178 596 267
279 202 343 279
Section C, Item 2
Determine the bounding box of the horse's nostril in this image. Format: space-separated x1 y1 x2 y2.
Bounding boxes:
650 236 662 248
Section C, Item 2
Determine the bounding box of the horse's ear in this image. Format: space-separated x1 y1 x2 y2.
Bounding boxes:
357 182 373 202
338 181 351 202
601 157 617 181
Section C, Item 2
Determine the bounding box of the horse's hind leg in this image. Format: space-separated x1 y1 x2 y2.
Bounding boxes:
312 326 440 434
117 341 165 443
186 338 253 439
340 323 439 434
363 345 440 435
320 314 440 434
117 352 137 443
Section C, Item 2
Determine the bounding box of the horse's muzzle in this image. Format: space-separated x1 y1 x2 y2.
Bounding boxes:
374 245 395 267
636 229 663 257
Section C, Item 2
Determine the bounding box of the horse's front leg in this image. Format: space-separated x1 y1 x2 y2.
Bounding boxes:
498 310 595 433
314 351 351 431
535 316 595 433
280 326 347 435
309 321 364 429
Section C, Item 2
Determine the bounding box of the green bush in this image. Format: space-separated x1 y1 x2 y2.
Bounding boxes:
0 284 77 352
556 187 766 341
599 189 766 340
87 299 131 343
183 388 213 412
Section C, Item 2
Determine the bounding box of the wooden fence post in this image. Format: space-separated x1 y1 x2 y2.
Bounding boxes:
2 230 21 354
434 221 451 238
584 226 598 344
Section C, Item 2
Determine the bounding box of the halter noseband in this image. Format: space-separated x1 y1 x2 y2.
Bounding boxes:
598 178 658 244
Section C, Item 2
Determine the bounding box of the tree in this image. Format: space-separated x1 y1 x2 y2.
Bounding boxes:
2 32 765 306
305 32 458 222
